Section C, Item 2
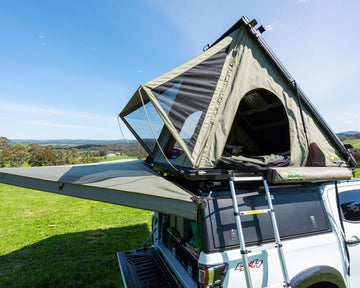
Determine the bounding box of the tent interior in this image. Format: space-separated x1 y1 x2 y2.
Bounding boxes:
223 88 290 157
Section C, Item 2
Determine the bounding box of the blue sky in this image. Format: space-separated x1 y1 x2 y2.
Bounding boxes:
1 0 359 139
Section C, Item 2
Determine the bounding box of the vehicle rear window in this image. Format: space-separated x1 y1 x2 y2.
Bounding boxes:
339 189 360 222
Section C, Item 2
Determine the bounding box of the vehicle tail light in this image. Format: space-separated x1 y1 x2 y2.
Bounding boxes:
198 263 228 288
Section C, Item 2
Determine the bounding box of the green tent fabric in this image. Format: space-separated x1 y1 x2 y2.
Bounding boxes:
120 16 356 171
0 160 198 220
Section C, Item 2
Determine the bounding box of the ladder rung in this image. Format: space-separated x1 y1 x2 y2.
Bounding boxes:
248 243 279 253
229 175 290 288
231 176 263 182
239 209 271 215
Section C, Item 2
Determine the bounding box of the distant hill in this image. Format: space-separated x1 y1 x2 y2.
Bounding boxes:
10 139 133 145
337 131 360 135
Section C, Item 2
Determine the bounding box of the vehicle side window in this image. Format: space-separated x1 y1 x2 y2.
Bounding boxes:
339 190 360 222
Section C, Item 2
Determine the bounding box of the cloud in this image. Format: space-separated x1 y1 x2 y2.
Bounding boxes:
298 0 310 3
0 102 65 115
0 109 121 139
264 25 273 32
26 120 90 129
39 34 47 39
25 120 113 131
0 101 115 123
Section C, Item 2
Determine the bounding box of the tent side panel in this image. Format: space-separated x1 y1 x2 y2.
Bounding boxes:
302 106 349 167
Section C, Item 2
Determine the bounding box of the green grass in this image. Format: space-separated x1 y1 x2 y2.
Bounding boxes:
2 167 359 287
0 183 152 288
97 155 137 162
342 138 360 149
355 168 360 178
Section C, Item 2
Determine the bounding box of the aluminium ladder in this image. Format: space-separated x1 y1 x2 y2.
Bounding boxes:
229 175 291 288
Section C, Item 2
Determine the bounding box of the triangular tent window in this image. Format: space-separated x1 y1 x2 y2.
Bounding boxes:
123 98 163 153
122 46 229 157
151 46 229 153
157 81 182 116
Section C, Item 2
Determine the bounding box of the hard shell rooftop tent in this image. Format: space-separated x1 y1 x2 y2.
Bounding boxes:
0 16 355 221
120 16 356 175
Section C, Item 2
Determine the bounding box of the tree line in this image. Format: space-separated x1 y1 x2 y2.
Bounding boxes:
1 135 359 168
338 134 360 141
0 137 147 168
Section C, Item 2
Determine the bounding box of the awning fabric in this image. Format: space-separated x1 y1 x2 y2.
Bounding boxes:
0 159 198 220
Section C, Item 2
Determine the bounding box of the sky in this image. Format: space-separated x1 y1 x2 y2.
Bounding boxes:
1 0 360 140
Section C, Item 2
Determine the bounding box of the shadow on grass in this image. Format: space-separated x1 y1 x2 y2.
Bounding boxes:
0 224 150 288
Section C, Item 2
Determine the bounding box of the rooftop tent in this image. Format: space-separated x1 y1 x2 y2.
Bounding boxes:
120 16 356 171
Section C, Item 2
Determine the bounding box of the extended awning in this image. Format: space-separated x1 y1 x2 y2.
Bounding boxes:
0 159 198 220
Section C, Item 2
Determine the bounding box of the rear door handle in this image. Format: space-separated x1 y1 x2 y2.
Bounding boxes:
346 236 360 245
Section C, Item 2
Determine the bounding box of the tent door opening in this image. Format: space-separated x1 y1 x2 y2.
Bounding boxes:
222 88 290 162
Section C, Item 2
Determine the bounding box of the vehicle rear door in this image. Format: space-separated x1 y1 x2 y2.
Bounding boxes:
338 185 360 287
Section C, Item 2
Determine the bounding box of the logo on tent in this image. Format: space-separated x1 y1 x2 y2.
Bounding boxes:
331 155 345 164
284 172 304 181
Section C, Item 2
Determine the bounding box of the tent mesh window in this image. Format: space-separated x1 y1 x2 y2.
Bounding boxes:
152 47 229 154
224 89 290 157
123 47 229 158
123 98 164 153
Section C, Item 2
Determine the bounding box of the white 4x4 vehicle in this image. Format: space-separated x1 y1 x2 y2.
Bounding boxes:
118 179 360 288
115 16 360 288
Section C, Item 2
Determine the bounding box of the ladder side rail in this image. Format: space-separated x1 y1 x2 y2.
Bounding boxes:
229 178 253 288
263 178 291 287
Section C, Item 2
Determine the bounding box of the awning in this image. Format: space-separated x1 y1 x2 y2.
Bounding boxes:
0 159 198 220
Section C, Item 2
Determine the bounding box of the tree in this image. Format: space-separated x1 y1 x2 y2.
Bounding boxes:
11 143 28 167
0 137 12 167
27 143 44 167
40 145 57 166
99 148 109 157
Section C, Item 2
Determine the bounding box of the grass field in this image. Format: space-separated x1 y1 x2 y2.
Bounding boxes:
0 183 152 288
95 155 137 162
342 138 360 149
1 168 359 287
